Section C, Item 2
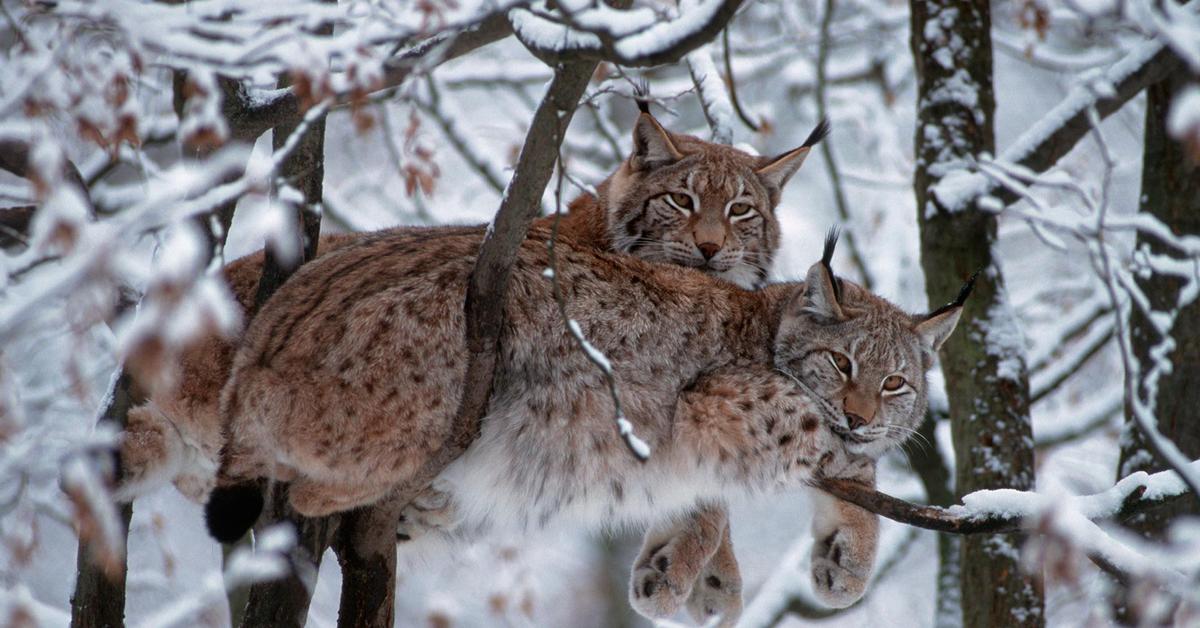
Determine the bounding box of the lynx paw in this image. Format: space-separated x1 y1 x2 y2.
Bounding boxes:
630 543 691 620
396 487 456 542
685 567 742 627
810 531 868 608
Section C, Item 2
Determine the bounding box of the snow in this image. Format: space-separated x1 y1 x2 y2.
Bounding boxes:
2 0 1198 624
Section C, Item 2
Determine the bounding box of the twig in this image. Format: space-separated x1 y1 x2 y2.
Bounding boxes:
545 146 650 462
1085 105 1200 506
420 77 507 195
814 0 874 290
721 26 759 132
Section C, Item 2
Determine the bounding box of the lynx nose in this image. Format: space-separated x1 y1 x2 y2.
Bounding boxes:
697 242 721 260
845 412 868 431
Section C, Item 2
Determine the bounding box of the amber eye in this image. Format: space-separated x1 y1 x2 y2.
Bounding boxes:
829 352 852 375
882 375 906 392
729 203 754 217
667 192 694 210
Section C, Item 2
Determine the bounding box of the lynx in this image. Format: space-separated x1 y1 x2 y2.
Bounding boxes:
116 103 830 625
116 103 825 502
208 230 968 625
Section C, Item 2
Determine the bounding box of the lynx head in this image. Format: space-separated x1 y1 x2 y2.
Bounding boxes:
774 233 974 458
602 104 829 289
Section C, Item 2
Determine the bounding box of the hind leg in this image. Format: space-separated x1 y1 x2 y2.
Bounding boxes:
115 404 185 502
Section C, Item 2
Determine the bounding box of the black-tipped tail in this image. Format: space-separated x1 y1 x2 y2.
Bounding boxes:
205 483 264 543
802 117 832 148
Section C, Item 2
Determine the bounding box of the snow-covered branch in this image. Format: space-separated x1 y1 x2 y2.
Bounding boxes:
932 40 1185 212
510 0 744 67
814 461 1197 536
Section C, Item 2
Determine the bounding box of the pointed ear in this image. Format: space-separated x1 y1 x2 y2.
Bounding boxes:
916 272 977 354
630 102 683 171
755 118 830 202
790 229 845 321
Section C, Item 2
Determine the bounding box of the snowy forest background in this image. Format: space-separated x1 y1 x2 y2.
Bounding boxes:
1 0 1199 626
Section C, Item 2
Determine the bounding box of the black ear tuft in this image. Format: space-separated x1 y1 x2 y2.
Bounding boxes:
821 228 840 271
633 79 651 114
803 118 832 148
926 269 980 320
820 228 843 303
205 483 264 543
953 270 980 307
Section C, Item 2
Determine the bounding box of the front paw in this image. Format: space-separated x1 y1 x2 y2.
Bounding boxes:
396 487 456 542
686 566 742 627
809 533 868 608
629 545 689 620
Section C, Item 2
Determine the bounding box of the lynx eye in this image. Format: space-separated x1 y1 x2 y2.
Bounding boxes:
665 192 694 211
729 203 754 217
828 351 852 376
882 375 906 392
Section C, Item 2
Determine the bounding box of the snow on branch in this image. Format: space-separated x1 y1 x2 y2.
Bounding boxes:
932 40 1185 213
815 461 1197 536
510 0 744 67
686 45 734 144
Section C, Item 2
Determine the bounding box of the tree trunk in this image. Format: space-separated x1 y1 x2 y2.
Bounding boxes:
1113 70 1199 624
910 0 1045 626
235 77 331 626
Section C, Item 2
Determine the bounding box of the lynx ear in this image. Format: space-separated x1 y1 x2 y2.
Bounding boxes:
755 118 830 202
791 229 845 321
916 272 977 355
630 101 683 171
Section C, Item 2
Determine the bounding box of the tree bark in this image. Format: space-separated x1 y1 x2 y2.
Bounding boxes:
909 0 1045 625
70 371 137 628
235 77 331 627
1113 68 1199 623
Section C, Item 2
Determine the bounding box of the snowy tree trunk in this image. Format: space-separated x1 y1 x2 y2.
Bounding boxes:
70 371 137 628
1113 70 1200 622
910 0 1044 626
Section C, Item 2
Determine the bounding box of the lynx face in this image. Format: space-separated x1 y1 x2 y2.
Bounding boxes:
604 108 828 289
773 236 968 459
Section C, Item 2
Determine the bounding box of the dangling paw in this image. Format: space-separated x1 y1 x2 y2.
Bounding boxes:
685 533 743 628
810 530 869 608
396 486 456 543
629 539 693 620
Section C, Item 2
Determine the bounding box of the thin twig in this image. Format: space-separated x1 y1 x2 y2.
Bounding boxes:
814 0 874 290
546 146 649 461
721 26 759 132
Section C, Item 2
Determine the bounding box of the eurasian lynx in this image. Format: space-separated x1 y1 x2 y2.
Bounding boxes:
116 103 824 502
209 231 968 624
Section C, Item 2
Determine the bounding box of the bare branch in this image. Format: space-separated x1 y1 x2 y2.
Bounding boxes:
815 0 874 290
721 27 759 132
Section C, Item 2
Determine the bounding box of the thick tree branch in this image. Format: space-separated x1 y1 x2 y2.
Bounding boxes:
229 11 514 143
511 0 743 67
814 465 1196 535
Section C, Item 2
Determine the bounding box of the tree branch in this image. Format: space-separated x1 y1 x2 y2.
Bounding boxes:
814 463 1196 535
229 11 514 143
510 0 743 67
933 41 1185 211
